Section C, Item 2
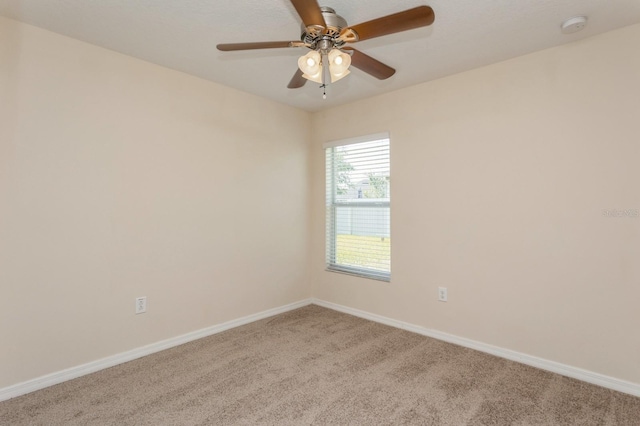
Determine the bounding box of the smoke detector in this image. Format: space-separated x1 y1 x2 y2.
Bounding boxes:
561 16 588 34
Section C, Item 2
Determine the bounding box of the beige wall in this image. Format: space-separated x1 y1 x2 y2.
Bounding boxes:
310 24 640 384
0 17 311 388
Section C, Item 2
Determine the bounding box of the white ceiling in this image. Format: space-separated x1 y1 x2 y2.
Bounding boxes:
1 0 639 112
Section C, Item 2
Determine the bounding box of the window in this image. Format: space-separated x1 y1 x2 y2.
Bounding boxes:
325 133 390 281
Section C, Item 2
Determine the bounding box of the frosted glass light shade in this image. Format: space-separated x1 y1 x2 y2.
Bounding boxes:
298 51 323 83
330 68 350 83
328 49 351 83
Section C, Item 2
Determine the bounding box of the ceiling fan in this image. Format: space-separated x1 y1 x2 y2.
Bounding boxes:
217 0 435 93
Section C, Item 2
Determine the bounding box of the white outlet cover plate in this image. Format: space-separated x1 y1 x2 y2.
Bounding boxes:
438 287 448 302
135 297 147 314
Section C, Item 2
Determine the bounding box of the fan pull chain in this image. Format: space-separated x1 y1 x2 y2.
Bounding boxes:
321 84 327 99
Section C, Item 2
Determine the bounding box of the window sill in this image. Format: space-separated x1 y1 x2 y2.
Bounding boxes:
325 266 391 283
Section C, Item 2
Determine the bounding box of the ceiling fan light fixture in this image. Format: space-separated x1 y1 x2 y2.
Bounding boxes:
328 49 350 72
298 50 321 75
330 68 350 83
328 49 351 83
302 67 324 83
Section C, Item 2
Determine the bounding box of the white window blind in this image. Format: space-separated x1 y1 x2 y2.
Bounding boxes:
325 135 390 281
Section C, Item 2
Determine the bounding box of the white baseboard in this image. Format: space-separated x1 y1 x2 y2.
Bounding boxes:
311 298 640 397
4 297 638 402
0 298 313 402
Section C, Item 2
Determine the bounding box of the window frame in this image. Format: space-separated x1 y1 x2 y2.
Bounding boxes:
324 133 391 282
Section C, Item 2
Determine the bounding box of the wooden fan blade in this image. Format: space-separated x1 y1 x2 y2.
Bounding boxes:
288 69 307 89
217 41 300 51
290 0 326 29
342 6 434 42
343 48 395 80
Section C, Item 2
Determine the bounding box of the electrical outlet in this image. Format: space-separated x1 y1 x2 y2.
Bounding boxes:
438 287 448 302
135 296 147 314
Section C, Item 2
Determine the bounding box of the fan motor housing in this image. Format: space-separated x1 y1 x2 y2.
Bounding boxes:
300 7 348 48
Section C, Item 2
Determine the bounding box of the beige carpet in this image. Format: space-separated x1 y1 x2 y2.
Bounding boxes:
1 305 638 425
